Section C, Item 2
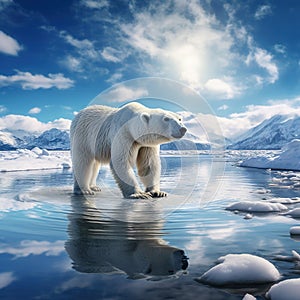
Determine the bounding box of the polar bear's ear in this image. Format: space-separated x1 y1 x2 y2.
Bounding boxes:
141 112 150 124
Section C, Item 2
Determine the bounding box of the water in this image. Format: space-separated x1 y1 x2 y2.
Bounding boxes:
1 154 300 300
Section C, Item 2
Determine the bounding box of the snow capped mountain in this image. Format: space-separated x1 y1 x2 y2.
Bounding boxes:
27 128 70 150
229 114 300 150
2 112 298 151
0 128 70 150
0 131 19 150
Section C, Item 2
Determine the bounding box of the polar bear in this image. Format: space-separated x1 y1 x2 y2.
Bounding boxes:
70 102 187 198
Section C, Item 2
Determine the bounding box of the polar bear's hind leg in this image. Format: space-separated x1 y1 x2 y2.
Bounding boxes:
73 156 95 195
90 160 101 192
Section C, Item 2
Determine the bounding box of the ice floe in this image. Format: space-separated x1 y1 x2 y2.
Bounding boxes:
240 140 300 171
266 278 300 300
0 148 71 172
197 253 280 286
226 201 288 213
268 197 300 204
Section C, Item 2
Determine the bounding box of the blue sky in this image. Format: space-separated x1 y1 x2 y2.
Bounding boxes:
1 0 300 137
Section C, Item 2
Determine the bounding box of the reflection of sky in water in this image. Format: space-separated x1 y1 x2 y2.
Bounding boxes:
0 156 300 299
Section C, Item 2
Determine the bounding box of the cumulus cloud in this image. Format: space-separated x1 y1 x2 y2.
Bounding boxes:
0 30 22 56
0 70 74 89
204 78 240 99
0 240 65 258
254 5 272 20
28 107 41 114
0 114 71 133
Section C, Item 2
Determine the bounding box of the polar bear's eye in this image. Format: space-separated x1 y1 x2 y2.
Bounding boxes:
178 118 182 122
164 117 170 122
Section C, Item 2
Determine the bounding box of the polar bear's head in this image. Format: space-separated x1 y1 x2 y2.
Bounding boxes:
136 109 187 145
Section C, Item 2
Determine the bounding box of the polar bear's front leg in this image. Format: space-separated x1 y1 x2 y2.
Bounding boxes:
137 147 167 198
110 160 152 199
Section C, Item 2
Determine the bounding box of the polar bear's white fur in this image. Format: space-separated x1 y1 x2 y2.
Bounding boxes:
70 102 187 198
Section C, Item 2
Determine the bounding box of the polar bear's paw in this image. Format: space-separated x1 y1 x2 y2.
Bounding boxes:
74 188 95 195
149 190 168 198
90 185 101 192
128 192 153 199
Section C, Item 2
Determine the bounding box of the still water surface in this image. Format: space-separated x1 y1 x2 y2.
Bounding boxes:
0 155 299 299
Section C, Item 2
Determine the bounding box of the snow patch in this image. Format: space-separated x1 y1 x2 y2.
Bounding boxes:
198 253 280 286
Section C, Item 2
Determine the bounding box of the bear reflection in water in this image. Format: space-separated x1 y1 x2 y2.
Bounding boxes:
65 195 188 279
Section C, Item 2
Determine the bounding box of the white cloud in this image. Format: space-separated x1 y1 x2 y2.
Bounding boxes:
59 31 100 60
61 55 83 72
0 272 16 289
0 240 65 258
28 107 41 114
246 47 279 84
0 70 74 89
0 30 22 56
218 97 300 138
0 114 71 134
100 85 149 103
81 0 109 9
204 78 240 99
119 1 234 89
101 47 122 63
254 5 272 20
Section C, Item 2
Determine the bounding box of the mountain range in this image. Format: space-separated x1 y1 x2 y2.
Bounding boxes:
0 113 299 151
228 114 300 150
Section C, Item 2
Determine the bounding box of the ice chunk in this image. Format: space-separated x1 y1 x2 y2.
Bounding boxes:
266 278 300 300
226 201 287 213
290 226 300 235
242 294 256 300
285 208 300 218
198 253 280 286
244 213 253 219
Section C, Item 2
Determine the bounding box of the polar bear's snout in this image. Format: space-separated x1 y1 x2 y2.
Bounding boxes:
171 125 187 139
180 126 187 136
